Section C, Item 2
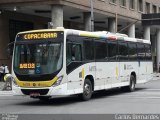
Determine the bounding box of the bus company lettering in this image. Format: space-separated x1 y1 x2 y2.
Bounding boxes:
127 65 133 70
23 33 57 40
89 66 102 72
20 63 35 69
89 66 96 72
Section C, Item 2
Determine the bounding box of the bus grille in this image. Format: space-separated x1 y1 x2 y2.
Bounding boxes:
21 89 49 95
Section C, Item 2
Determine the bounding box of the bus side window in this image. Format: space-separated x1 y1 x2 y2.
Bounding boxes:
108 41 117 61
66 43 72 65
66 43 82 65
95 41 107 61
137 43 146 61
145 44 152 61
128 42 137 61
84 40 94 61
118 41 128 61
71 44 82 61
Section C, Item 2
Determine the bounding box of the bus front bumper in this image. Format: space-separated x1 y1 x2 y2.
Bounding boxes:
12 83 69 97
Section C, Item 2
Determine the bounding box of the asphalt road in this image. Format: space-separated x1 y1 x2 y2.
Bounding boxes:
0 79 160 114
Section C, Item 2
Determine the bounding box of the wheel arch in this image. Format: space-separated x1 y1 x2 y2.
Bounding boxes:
131 71 137 84
85 75 94 91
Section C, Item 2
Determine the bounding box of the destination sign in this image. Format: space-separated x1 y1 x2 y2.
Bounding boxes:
23 32 58 40
20 63 35 69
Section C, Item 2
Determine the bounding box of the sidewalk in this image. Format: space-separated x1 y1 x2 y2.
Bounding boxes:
0 81 5 91
0 81 13 96
0 91 13 96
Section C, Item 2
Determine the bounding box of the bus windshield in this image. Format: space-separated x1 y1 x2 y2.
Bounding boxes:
14 42 63 75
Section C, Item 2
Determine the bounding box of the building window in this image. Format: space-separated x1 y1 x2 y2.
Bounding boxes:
110 0 116 4
130 0 135 9
152 5 157 13
9 20 33 43
145 2 150 14
120 0 126 7
138 0 143 12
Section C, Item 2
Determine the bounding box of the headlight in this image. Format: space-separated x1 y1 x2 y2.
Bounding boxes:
52 76 63 87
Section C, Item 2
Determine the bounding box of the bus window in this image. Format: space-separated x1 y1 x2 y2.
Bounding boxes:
137 43 146 61
118 42 128 61
108 41 117 61
66 43 82 65
128 42 137 61
145 44 152 61
66 43 72 65
84 40 94 61
95 41 107 61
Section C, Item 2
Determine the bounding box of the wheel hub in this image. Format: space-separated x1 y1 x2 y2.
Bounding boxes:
84 84 90 96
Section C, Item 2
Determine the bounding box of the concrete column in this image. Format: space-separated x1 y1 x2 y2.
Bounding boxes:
128 24 135 38
108 18 116 33
51 5 63 28
83 12 92 31
156 29 160 72
144 26 150 40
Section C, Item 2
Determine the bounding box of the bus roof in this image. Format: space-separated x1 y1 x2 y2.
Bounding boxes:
66 29 151 44
17 27 151 44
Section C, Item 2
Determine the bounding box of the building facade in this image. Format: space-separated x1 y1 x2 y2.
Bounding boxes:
0 0 159 71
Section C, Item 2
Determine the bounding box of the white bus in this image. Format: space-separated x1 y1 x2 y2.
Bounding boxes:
11 28 153 101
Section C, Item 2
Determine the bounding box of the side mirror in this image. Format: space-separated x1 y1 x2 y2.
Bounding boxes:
7 47 11 58
6 42 14 58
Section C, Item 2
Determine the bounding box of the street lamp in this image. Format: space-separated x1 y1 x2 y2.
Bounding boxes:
13 6 17 11
90 0 94 32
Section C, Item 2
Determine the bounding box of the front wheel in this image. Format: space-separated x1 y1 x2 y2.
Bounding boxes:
80 79 93 101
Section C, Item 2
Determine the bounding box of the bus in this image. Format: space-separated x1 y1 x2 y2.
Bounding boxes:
11 27 153 101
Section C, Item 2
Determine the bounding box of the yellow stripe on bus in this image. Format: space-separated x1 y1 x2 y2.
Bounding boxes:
116 67 119 78
80 32 99 38
15 76 58 88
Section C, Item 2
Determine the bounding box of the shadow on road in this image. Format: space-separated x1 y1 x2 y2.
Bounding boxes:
15 87 147 106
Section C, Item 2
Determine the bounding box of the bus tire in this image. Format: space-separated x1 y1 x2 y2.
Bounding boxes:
127 75 136 92
80 79 93 101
